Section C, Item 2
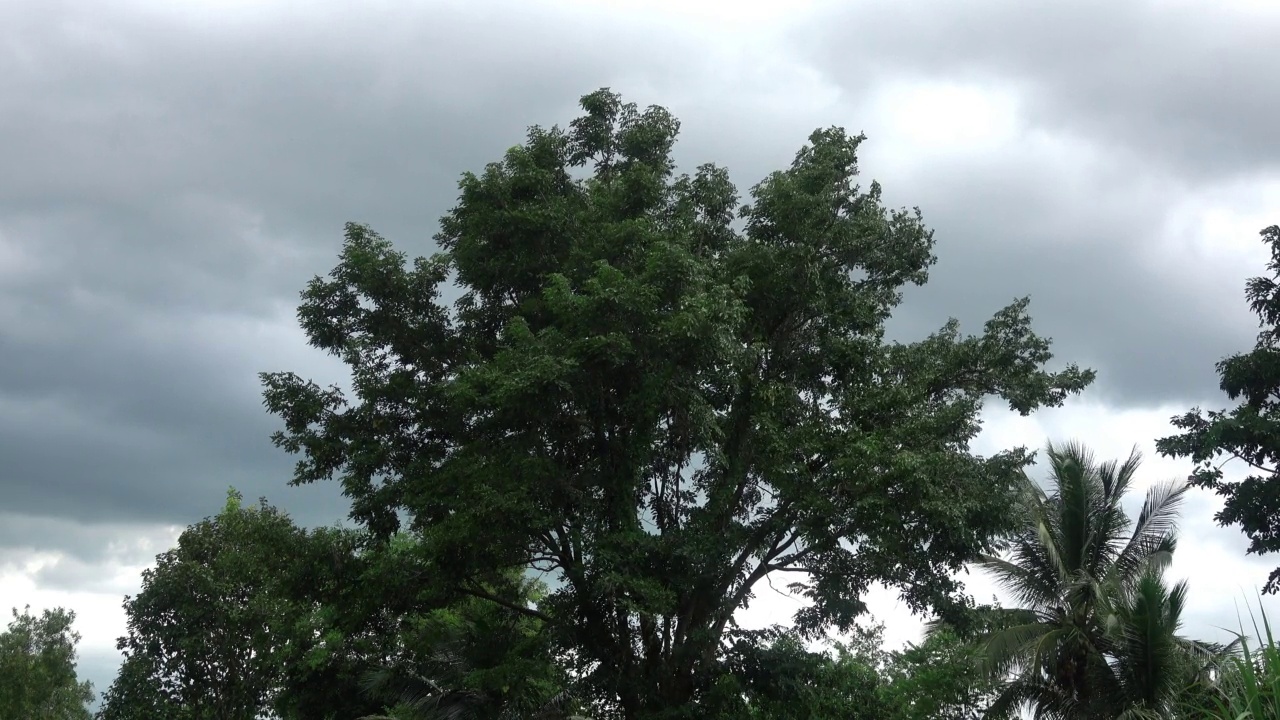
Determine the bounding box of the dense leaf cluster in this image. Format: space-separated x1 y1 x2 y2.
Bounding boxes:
0 606 94 720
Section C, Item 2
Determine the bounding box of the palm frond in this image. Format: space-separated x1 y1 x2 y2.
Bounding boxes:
978 553 1062 610
979 622 1085 682
1113 479 1188 584
1099 445 1143 506
1084 450 1142 579
1047 440 1098 578
358 664 487 720
529 688 581 720
984 675 1080 720
1009 530 1071 605
360 666 448 705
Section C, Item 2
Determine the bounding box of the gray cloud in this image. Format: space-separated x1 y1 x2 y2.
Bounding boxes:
798 0 1280 181
30 556 137 596
0 0 701 527
788 0 1280 408
79 647 121 712
874 150 1263 408
1 0 1271 532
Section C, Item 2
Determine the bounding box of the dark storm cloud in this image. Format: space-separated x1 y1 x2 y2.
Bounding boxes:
1 0 1274 541
0 0 700 528
799 0 1280 180
30 556 134 596
80 649 118 712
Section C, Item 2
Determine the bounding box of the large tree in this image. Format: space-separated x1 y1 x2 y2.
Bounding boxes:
0 606 94 720
1157 224 1280 593
262 88 1093 719
976 442 1220 719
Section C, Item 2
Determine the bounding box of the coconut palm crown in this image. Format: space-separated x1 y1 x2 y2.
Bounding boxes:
973 440 1223 720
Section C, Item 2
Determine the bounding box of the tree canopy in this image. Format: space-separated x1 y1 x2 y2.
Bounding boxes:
0 605 94 720
96 490 569 720
1158 224 1280 593
880 622 1002 720
261 88 1093 718
98 490 350 720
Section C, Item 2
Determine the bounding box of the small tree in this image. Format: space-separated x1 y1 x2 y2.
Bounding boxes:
98 490 314 720
702 627 886 720
97 492 564 720
0 605 94 720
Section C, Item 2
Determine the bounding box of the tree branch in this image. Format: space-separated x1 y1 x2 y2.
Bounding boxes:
723 502 794 588
1223 452 1277 477
769 541 819 571
457 583 554 623
710 377 758 534
707 537 797 651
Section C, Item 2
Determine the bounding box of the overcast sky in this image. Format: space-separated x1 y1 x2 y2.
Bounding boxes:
2 0 1278 701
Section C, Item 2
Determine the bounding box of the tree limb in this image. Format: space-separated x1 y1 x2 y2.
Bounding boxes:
457 584 554 623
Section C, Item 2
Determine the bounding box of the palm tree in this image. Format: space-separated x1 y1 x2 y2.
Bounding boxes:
1099 565 1231 719
974 440 1223 720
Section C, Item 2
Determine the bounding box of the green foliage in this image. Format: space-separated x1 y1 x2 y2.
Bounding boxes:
1198 597 1280 717
356 571 579 720
266 524 400 720
1158 224 1280 594
261 87 1092 718
880 623 1001 720
97 490 572 720
706 621 1000 720
702 626 885 720
97 489 371 720
975 442 1225 719
0 606 94 720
